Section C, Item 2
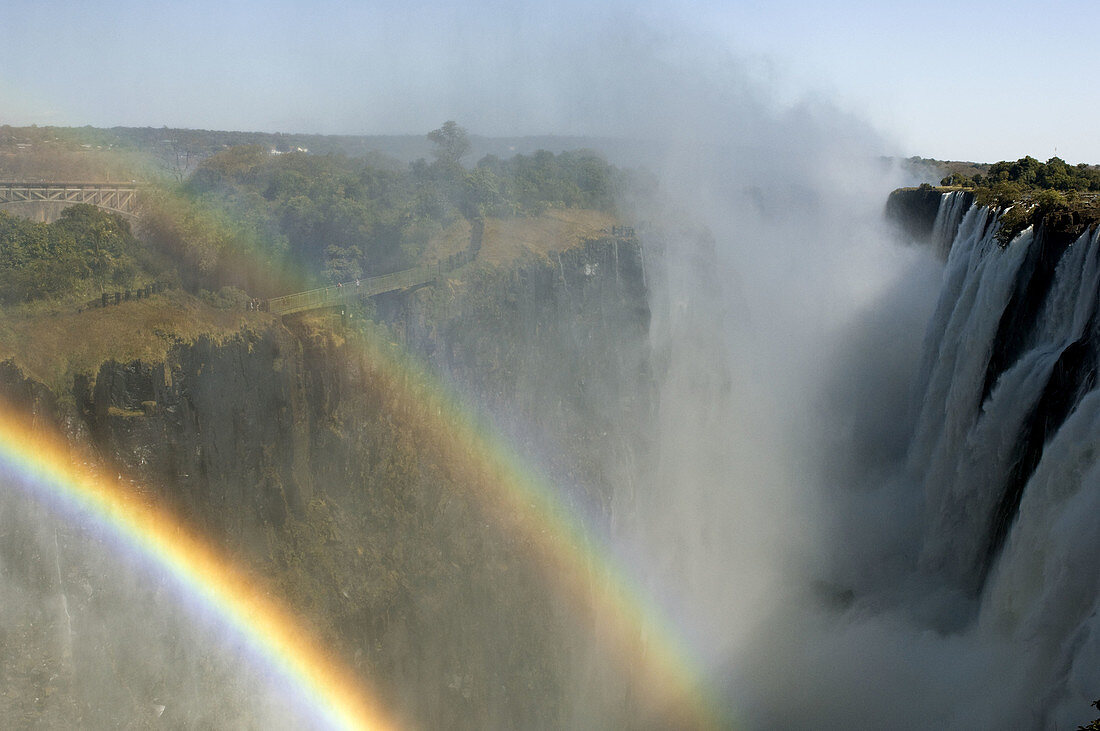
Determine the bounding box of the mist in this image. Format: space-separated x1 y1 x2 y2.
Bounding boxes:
0 471 318 728
3 4 1094 729
521 14 1052 730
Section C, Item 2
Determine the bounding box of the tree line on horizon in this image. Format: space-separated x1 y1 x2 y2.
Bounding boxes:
139 121 643 295
941 155 1100 199
928 155 1100 246
0 122 649 304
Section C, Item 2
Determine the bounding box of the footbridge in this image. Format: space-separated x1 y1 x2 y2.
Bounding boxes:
0 182 141 220
266 250 472 316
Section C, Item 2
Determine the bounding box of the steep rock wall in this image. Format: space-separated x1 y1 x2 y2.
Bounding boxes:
887 187 974 257
374 235 653 517
0 236 656 728
79 330 311 546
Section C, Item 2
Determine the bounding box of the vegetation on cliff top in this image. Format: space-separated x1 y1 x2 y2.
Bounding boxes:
900 155 1100 247
944 156 1100 245
940 155 1100 195
0 204 149 304
0 122 645 400
0 289 272 397
160 121 638 291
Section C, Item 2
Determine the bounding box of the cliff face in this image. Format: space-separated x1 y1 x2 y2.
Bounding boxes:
887 188 977 261
375 235 652 515
885 186 959 241
0 236 654 728
81 330 311 544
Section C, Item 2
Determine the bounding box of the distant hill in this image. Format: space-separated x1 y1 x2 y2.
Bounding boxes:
0 124 656 182
897 156 991 185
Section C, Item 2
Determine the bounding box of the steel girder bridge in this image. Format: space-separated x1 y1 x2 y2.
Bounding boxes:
0 182 141 218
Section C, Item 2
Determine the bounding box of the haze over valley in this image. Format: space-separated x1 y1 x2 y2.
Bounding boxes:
2 2 1099 729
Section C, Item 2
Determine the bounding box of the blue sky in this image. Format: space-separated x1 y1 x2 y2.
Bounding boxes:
2 0 1098 163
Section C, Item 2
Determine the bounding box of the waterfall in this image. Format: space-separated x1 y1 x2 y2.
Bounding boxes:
928 190 973 260
909 206 1033 589
907 196 1100 723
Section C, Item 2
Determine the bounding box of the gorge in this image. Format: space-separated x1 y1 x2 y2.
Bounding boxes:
1 170 1099 728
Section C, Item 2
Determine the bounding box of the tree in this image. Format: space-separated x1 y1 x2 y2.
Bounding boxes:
940 173 974 187
461 167 507 218
427 121 470 167
158 136 207 185
188 145 267 191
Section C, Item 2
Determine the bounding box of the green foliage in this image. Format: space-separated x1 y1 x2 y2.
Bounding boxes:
974 181 1025 208
427 120 471 167
989 187 1082 246
320 244 363 283
994 204 1033 245
1033 188 1068 212
947 158 1100 247
199 285 252 310
0 205 142 304
957 156 1100 246
981 156 1100 194
940 173 974 187
461 165 510 218
153 126 641 293
475 148 624 215
187 144 269 189
183 148 421 284
139 188 287 294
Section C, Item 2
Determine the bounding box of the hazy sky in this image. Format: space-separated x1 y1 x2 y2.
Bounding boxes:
2 0 1097 163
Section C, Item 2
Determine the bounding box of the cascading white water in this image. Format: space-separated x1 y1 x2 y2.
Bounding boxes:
928 190 973 260
907 193 1100 725
980 383 1100 726
909 207 1034 589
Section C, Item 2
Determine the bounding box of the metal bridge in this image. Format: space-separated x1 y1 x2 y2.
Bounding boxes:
266 251 472 316
0 182 141 218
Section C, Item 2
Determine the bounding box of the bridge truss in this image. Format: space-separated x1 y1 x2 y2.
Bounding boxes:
0 182 141 217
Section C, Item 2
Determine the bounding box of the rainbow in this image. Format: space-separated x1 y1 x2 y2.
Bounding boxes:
0 326 733 728
0 402 396 731
340 328 733 728
0 181 731 726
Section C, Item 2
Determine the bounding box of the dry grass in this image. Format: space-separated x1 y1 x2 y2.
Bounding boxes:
0 289 269 395
422 209 620 268
422 218 473 262
478 209 619 266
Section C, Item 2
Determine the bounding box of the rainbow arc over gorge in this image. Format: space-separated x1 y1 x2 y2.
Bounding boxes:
0 291 730 729
365 333 731 728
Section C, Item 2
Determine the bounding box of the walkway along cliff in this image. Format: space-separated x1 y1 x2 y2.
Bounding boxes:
266 250 473 315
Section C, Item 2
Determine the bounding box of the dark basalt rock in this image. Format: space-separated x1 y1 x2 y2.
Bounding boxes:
886 186 972 243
